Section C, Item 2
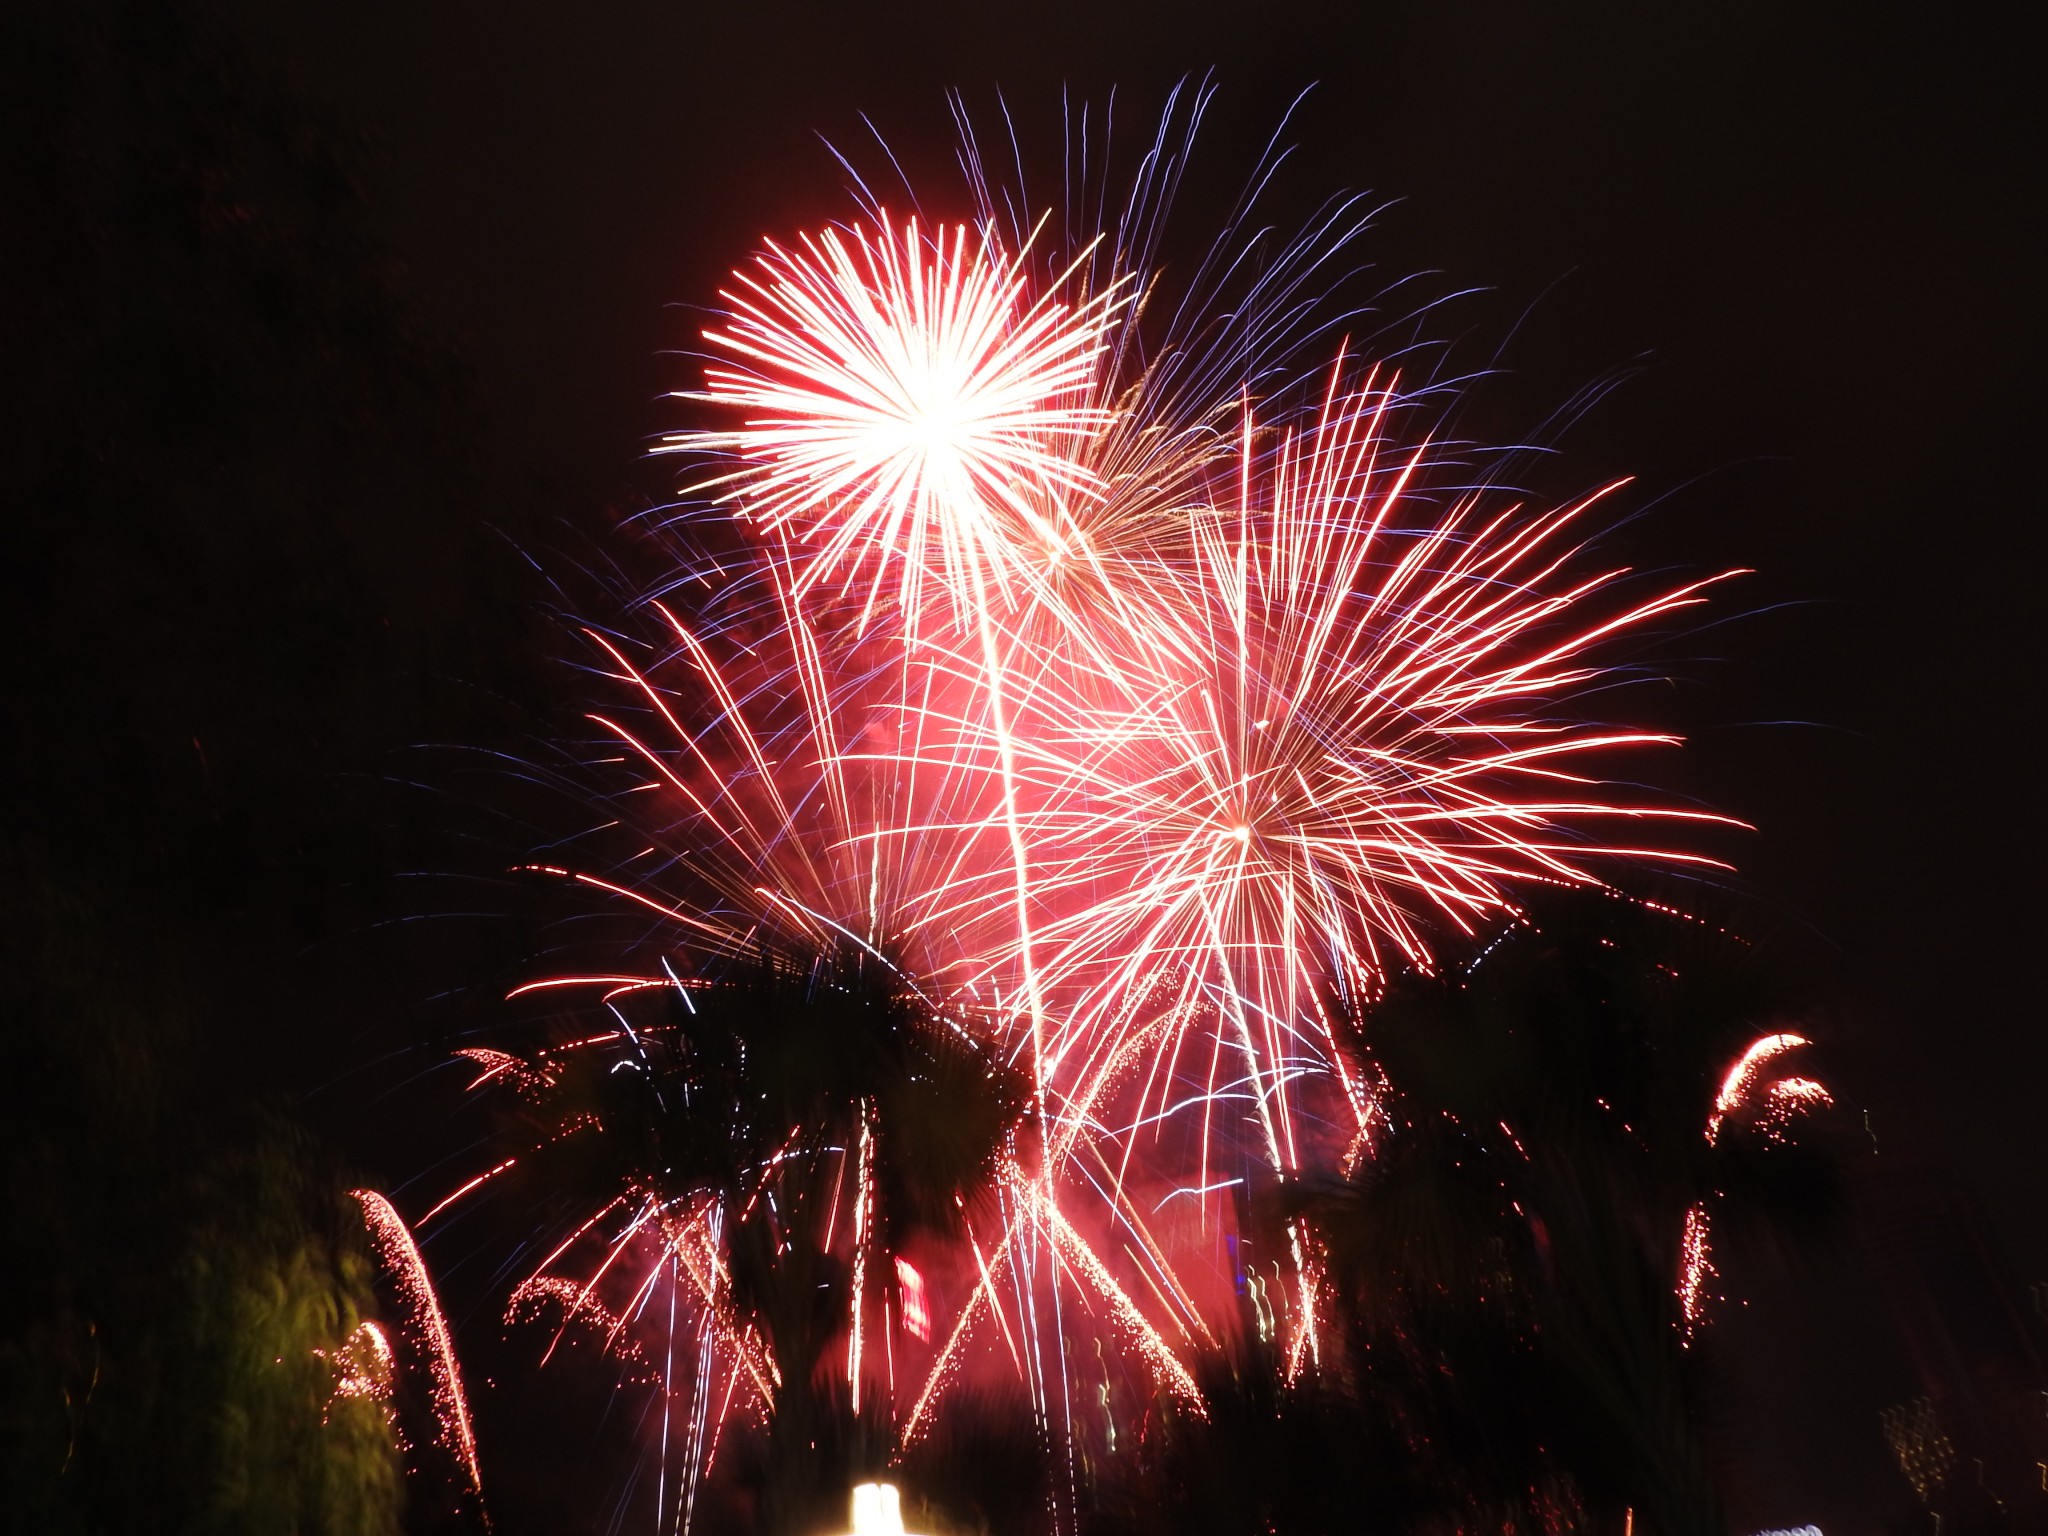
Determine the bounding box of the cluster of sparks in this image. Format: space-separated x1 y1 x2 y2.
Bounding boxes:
316 1319 396 1425
356 97 1834 1530
1681 1030 1834 1340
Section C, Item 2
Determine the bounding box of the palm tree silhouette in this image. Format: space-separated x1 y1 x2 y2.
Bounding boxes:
1275 889 1839 1534
482 940 1029 1534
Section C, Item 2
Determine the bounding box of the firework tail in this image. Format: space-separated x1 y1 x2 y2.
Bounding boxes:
354 1189 489 1522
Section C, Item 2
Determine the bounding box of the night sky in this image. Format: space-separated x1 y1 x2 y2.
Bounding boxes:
9 1 2043 1531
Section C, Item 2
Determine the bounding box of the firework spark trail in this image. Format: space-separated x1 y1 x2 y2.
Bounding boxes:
657 1251 677 1533
353 1190 487 1514
680 1279 718 1535
659 1207 779 1404
503 1185 783 1517
900 1148 1218 1446
1011 1162 1204 1413
849 1108 875 1412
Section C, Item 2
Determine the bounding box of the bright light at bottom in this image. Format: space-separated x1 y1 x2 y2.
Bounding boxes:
850 1482 918 1536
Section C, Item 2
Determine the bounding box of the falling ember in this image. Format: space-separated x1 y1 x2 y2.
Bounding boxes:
1760 1077 1834 1141
354 1190 487 1511
336 1320 396 1394
317 1319 397 1426
1677 1202 1715 1342
1707 1031 1812 1145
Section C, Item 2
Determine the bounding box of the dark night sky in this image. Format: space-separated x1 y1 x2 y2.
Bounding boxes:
31 0 2047 1529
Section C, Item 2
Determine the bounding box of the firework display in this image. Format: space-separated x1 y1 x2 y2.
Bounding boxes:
382 91 1832 1532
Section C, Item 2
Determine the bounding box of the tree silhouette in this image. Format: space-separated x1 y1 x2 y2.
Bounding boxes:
470 943 1031 1535
1296 889 1841 1534
2 5 539 1529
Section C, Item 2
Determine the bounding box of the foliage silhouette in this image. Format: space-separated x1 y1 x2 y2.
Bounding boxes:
1291 889 1842 1533
489 943 1032 1535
